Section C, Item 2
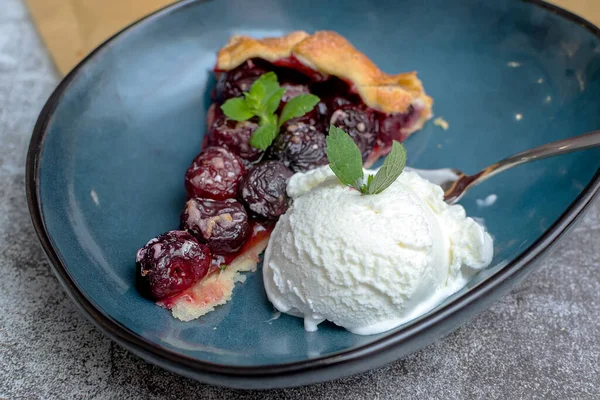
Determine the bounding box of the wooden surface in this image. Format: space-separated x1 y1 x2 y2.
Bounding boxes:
25 0 171 74
24 0 600 75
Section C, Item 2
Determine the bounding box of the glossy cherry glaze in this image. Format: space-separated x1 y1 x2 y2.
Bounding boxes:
136 231 212 300
238 161 294 219
208 218 275 272
272 56 328 82
206 117 263 163
184 146 246 200
213 58 417 158
214 59 271 102
181 198 250 254
271 122 328 172
329 105 377 160
158 219 274 310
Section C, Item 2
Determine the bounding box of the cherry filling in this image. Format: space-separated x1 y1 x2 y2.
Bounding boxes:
136 231 212 300
280 83 311 105
184 146 245 200
206 116 263 163
271 122 328 172
214 59 271 102
213 59 419 161
329 105 376 161
181 198 250 254
158 219 274 310
272 55 329 82
238 161 294 219
214 58 312 102
277 84 323 130
138 56 422 308
207 218 275 274
365 105 421 167
376 105 419 148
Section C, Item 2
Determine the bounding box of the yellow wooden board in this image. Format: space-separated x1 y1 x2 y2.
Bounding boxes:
24 0 600 75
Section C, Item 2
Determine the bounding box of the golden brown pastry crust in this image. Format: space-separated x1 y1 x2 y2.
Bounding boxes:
216 31 310 70
216 31 433 115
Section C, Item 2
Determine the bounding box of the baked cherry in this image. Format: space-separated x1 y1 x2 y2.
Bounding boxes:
313 96 353 128
271 122 328 172
238 161 293 219
329 105 376 160
280 84 311 105
327 96 354 109
207 116 263 162
136 231 211 300
181 198 250 254
277 84 321 128
377 105 418 147
214 60 270 101
205 103 221 130
184 146 245 201
323 96 353 116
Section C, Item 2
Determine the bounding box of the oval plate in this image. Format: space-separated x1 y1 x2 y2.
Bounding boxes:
27 0 600 389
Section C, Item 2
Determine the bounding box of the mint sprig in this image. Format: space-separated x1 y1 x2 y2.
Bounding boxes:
220 72 320 150
326 125 407 195
366 141 407 194
326 126 365 189
278 94 320 129
250 114 278 150
220 98 254 121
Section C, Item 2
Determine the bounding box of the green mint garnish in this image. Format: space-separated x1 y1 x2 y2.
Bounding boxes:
219 264 228 272
278 93 320 129
220 98 254 121
326 126 365 190
326 125 407 195
366 141 407 194
250 114 278 150
220 72 320 150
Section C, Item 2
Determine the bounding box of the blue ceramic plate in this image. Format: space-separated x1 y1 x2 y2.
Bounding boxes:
27 0 600 389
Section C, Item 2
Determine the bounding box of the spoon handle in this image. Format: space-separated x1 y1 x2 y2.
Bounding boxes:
445 130 600 203
479 129 600 181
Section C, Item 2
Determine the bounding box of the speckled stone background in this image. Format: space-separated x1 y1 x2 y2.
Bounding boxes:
1 0 599 398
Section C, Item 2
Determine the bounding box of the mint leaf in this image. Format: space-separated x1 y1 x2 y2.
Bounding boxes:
219 72 321 150
244 91 261 111
326 126 364 190
278 94 320 128
249 114 278 150
249 72 280 109
221 97 255 121
367 141 407 194
252 71 279 90
360 174 374 193
265 88 286 115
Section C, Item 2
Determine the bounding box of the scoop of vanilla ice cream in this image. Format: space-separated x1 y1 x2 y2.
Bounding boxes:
263 166 493 335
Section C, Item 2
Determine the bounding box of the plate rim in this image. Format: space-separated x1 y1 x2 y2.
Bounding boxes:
25 0 600 386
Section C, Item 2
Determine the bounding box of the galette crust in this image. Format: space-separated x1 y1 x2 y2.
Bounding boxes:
216 31 433 115
216 31 310 70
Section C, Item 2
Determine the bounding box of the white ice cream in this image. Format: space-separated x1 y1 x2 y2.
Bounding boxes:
263 166 493 335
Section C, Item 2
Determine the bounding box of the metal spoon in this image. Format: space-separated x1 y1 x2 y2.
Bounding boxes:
407 130 600 204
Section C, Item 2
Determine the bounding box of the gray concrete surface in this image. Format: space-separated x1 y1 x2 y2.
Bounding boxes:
1 0 599 398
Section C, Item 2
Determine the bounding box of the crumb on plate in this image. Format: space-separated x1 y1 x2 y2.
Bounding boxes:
434 117 449 130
